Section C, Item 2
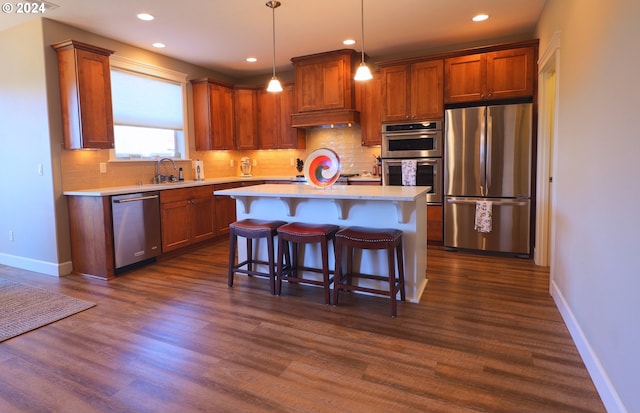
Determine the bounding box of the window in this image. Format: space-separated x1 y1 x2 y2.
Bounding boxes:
110 56 188 160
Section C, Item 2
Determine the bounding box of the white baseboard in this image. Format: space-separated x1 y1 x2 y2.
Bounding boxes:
0 253 72 277
551 279 627 413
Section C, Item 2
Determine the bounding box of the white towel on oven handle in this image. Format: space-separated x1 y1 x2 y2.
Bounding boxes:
474 200 492 233
401 160 417 186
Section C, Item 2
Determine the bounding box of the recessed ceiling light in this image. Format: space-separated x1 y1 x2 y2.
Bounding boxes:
152 42 166 48
343 39 356 45
137 13 154 21
472 14 489 22
246 57 257 63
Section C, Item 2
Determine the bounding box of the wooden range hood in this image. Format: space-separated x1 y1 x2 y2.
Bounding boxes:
290 49 360 128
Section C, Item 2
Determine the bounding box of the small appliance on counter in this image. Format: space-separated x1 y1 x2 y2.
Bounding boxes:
240 157 252 176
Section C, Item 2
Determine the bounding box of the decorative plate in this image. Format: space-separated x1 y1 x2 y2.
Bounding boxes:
303 148 341 188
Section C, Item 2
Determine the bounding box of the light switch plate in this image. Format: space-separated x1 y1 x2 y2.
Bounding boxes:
99 162 107 173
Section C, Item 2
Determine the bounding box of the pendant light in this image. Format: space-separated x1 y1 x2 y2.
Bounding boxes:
354 0 373 81
266 1 283 92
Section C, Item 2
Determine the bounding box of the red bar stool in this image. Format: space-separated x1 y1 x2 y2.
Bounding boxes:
276 222 340 305
228 219 287 295
333 226 406 317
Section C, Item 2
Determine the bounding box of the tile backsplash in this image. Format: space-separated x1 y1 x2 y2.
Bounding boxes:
60 125 380 191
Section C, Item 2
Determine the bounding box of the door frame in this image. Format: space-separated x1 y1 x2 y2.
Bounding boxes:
534 31 561 269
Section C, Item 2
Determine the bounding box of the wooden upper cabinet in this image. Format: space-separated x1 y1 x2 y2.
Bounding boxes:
52 40 115 150
279 83 305 149
444 46 535 104
443 53 485 103
292 49 358 113
356 72 382 146
191 78 235 150
234 87 259 150
381 59 443 122
486 47 536 100
258 83 305 150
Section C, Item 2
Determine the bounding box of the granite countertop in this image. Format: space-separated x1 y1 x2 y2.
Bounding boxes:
63 176 381 197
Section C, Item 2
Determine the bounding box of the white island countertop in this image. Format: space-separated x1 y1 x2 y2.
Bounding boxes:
214 183 430 201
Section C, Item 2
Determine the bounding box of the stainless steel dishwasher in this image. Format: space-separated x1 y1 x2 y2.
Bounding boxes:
112 192 161 269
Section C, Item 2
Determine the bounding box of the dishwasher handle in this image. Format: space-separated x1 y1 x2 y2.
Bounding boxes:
113 194 159 203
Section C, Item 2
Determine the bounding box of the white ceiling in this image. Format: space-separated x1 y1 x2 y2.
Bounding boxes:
2 0 546 79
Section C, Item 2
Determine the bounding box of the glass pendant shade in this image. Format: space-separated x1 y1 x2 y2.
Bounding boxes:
354 62 373 81
267 76 283 92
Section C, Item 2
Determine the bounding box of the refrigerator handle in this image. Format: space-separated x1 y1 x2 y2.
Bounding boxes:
486 110 493 193
479 107 487 197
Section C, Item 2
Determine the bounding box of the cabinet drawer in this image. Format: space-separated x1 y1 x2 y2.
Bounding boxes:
160 187 194 204
160 185 214 204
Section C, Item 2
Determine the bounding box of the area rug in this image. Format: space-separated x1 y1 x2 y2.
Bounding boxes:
0 278 95 342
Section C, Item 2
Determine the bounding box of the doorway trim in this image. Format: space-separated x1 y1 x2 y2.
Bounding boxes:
534 31 561 268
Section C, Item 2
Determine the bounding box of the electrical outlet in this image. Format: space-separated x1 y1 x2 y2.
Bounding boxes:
289 158 294 167
252 159 258 167
9 230 14 241
37 163 44 176
229 159 234 167
99 162 107 173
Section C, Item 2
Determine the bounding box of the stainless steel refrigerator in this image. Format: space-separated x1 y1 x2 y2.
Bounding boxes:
444 103 532 256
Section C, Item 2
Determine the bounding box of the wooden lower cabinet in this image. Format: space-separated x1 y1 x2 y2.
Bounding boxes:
213 181 264 237
67 195 116 279
160 186 215 253
427 205 443 245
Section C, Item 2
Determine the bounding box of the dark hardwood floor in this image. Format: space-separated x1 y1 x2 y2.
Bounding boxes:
0 241 605 412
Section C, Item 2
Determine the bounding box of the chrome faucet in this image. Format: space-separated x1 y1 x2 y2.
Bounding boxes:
154 157 177 183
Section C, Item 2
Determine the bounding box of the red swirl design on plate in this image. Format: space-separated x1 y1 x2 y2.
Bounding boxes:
305 148 341 187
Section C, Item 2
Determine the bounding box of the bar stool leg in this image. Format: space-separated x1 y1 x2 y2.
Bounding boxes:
267 233 276 295
276 236 292 296
321 237 331 305
276 236 284 296
388 246 397 317
228 231 237 287
246 238 253 273
333 240 342 306
397 240 406 302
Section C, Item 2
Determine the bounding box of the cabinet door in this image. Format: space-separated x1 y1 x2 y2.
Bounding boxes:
411 60 444 120
191 196 215 243
357 73 382 146
234 88 258 150
210 83 235 150
486 47 535 100
53 41 115 150
76 49 114 149
278 83 305 149
444 53 486 103
161 200 191 252
381 64 410 122
192 81 213 151
295 59 346 112
258 90 279 149
214 195 236 237
427 204 443 244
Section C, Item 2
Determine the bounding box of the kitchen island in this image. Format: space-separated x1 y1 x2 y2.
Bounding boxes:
214 183 430 303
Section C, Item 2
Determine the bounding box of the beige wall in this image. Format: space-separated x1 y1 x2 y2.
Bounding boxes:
536 0 639 411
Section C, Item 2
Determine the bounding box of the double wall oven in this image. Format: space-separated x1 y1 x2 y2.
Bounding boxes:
381 120 443 205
